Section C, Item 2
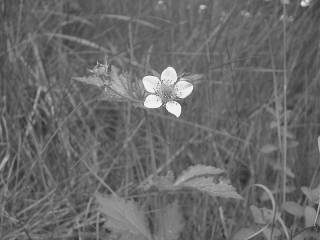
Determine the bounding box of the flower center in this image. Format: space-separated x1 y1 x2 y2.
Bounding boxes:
157 84 175 102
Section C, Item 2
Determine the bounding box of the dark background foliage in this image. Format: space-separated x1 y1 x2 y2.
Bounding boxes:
1 0 320 239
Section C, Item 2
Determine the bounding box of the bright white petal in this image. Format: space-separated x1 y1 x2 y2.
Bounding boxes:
300 0 311 7
144 94 162 108
174 81 193 98
142 76 161 93
161 67 177 85
165 101 181 117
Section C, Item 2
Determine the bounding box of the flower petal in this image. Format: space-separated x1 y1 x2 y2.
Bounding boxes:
142 76 161 93
161 67 177 85
144 94 162 108
174 80 193 98
165 101 181 117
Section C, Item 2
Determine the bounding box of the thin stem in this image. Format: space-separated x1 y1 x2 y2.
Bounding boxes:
267 24 283 206
145 111 157 178
144 110 161 239
124 102 132 199
282 1 288 205
314 136 320 226
125 20 134 199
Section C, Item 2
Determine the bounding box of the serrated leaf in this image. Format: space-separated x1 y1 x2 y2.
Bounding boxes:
157 201 184 240
250 205 277 225
250 205 266 224
232 228 257 240
178 177 242 199
174 165 225 186
282 201 304 217
143 171 175 192
260 144 278 154
74 63 141 102
108 67 129 96
96 193 151 240
261 207 275 223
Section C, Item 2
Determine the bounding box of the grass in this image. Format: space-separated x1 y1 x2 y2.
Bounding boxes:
1 0 320 239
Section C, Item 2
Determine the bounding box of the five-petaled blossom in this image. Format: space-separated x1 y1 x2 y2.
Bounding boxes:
142 67 193 117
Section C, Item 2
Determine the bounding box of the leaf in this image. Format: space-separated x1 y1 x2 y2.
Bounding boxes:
178 177 242 199
174 164 225 186
260 144 278 154
301 187 314 202
293 229 320 240
250 205 266 224
260 207 275 223
292 233 305 240
73 60 109 88
282 201 304 217
271 163 295 178
95 193 151 240
73 76 105 87
157 201 184 240
74 63 141 102
232 228 256 240
108 66 129 96
249 205 284 240
301 185 320 203
304 206 316 227
250 205 278 225
262 227 281 240
142 171 175 192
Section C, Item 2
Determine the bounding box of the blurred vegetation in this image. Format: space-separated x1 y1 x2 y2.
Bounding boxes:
1 0 320 239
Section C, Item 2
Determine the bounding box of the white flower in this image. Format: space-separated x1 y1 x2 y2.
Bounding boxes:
199 4 207 13
300 0 312 7
240 10 251 18
142 67 193 117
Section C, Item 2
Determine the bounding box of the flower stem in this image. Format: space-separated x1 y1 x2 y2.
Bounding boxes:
144 110 162 239
282 0 288 205
144 110 157 178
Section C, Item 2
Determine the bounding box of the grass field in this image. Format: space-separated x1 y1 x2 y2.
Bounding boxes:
1 0 320 239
